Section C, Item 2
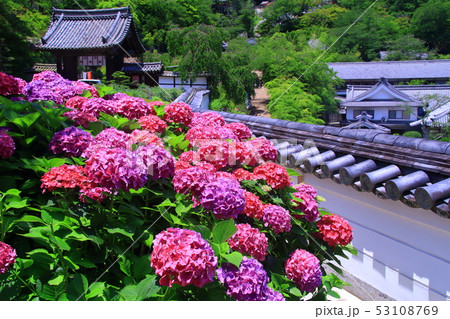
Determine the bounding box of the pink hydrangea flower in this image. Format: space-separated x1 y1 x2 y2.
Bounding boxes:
0 242 17 274
245 137 277 163
200 177 246 219
129 130 164 148
172 166 214 197
178 151 194 163
137 144 175 180
315 214 353 247
224 122 252 140
285 249 322 292
241 191 264 219
292 192 319 222
116 96 156 119
138 114 167 133
197 140 230 170
65 96 89 110
151 228 218 287
190 111 226 128
228 141 258 167
79 98 118 117
228 224 268 261
186 126 238 148
294 183 318 198
262 204 292 233
41 165 88 193
82 127 130 158
73 81 99 98
0 131 15 159
163 102 193 126
63 110 98 128
254 163 291 189
49 126 94 157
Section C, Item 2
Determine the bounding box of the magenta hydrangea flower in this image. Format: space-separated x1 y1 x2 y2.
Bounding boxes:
262 205 292 233
228 224 268 261
49 126 94 157
84 147 147 191
79 97 118 117
163 102 193 126
116 96 156 119
217 257 271 301
190 111 225 128
0 242 17 274
294 183 318 198
82 127 130 158
0 72 26 96
285 249 322 292
136 144 175 180
172 166 214 197
0 131 15 159
261 286 286 301
32 71 64 83
291 192 319 222
245 137 277 163
73 81 99 98
26 80 64 104
199 177 246 219
151 228 218 287
224 122 252 140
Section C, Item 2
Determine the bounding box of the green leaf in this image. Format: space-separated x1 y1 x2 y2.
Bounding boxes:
289 287 302 297
50 235 71 251
5 199 28 209
143 232 154 249
118 285 138 301
135 276 160 301
48 275 64 286
37 282 65 301
343 244 358 256
0 274 21 301
11 112 40 131
119 257 132 277
41 211 53 224
106 226 134 240
28 249 56 265
85 282 106 300
213 219 237 244
190 225 211 240
327 290 341 299
68 273 88 299
223 251 243 268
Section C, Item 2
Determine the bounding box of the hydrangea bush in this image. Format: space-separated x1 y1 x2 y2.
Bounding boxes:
0 71 356 301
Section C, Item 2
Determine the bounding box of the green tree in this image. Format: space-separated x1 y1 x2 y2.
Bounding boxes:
384 34 430 60
410 0 450 54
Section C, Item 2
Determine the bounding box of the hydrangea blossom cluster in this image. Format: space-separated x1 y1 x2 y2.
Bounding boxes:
241 191 264 219
190 111 225 128
138 114 168 133
63 110 98 128
65 96 89 110
79 184 111 203
224 122 252 140
116 96 156 119
294 183 318 198
49 126 94 157
0 242 17 274
199 177 245 219
262 205 292 233
0 72 25 96
0 131 15 159
315 214 353 247
292 192 319 222
197 140 231 170
41 165 88 192
285 249 322 293
172 167 214 197
229 141 258 166
137 144 175 180
185 126 238 148
79 98 118 117
82 127 130 158
129 130 164 148
232 168 262 182
163 102 193 126
151 228 218 287
178 151 194 163
73 81 99 98
217 257 283 301
246 137 277 163
228 224 268 261
84 148 149 191
175 160 193 172
253 163 291 189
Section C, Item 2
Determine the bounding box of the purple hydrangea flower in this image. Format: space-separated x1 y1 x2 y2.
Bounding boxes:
0 131 15 159
49 126 94 157
137 144 175 180
199 177 246 219
261 286 285 301
262 205 292 233
217 257 271 301
82 127 130 158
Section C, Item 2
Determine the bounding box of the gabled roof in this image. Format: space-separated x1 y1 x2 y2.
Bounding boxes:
342 112 391 133
342 78 422 107
121 62 163 74
328 60 450 81
36 7 145 54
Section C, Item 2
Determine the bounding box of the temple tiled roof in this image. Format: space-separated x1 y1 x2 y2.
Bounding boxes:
36 7 145 54
328 60 450 81
121 62 163 74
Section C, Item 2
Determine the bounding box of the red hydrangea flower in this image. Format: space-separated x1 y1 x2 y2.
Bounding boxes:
175 160 193 172
245 137 277 163
138 114 167 133
232 168 260 182
197 140 230 170
63 110 98 128
151 228 218 287
129 130 164 148
262 204 292 233
242 191 264 219
253 163 291 189
294 183 318 198
190 111 225 128
200 177 246 219
285 249 322 292
41 165 88 192
49 126 94 158
229 141 258 167
215 171 237 180
0 131 15 159
65 96 89 110
116 96 156 119
172 167 214 197
315 214 353 247
292 192 319 222
0 72 25 96
224 122 252 140
79 185 111 203
163 102 193 126
178 151 194 163
228 224 268 261
0 242 17 274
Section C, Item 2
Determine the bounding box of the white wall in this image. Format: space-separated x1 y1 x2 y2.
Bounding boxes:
303 174 450 301
159 76 208 90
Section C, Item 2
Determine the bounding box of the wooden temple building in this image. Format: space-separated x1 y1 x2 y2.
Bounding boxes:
35 7 151 82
